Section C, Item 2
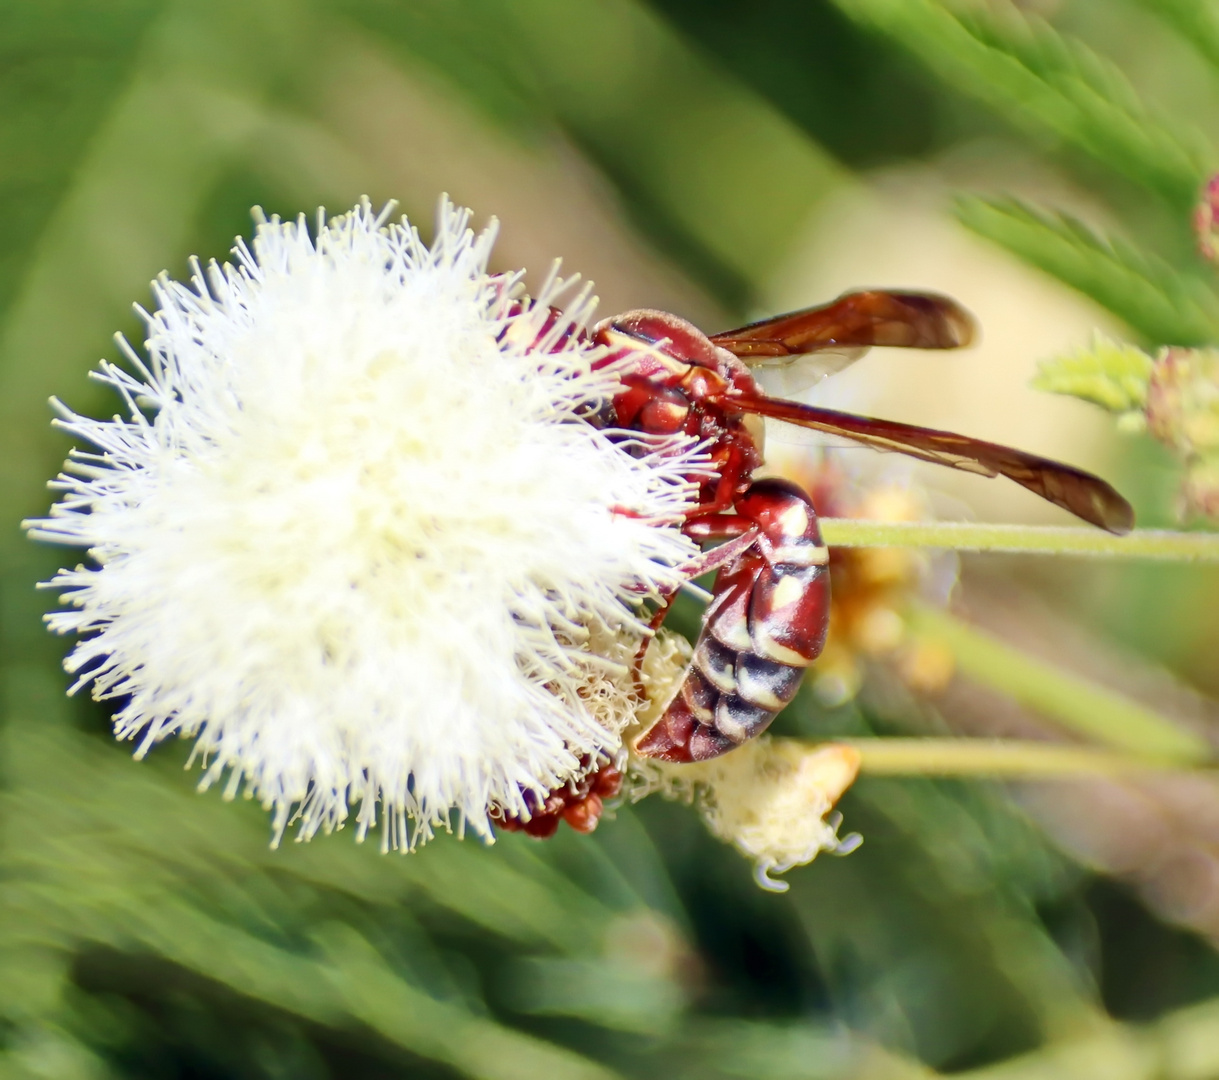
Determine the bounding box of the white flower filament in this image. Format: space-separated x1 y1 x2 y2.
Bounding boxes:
27 198 706 850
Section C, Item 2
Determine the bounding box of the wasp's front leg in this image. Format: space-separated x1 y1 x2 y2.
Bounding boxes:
632 512 762 690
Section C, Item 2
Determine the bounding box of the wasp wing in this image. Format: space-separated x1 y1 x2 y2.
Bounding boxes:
722 393 1134 534
748 346 870 397
710 290 977 358
712 290 976 400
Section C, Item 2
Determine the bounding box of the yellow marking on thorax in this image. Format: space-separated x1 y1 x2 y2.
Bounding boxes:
776 501 809 536
743 413 766 455
602 329 690 376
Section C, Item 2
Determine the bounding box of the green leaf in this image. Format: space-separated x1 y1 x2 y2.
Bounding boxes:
1134 0 1219 77
830 0 1212 205
0 0 168 321
0 722 645 1078
908 605 1211 764
338 0 849 306
1033 333 1155 418
956 196 1219 345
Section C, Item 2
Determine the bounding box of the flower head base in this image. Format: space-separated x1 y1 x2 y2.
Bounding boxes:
694 739 861 892
26 198 705 849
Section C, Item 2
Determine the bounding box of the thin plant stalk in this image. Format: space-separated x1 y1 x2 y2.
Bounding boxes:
845 737 1195 777
907 605 1211 764
820 519 1219 560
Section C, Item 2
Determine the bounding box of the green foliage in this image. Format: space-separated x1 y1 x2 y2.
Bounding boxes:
1133 0 1219 76
1033 334 1154 421
829 0 1212 208
338 0 847 309
956 198 1219 346
0 0 168 321
4 1 1219 1078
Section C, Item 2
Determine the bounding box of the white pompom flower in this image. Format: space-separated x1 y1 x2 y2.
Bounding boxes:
26 198 706 850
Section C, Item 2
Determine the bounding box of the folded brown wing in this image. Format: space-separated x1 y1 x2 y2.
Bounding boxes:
723 393 1134 534
710 290 977 358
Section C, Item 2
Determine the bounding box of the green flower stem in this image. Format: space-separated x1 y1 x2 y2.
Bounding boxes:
846 737 1188 777
907 605 1211 764
819 519 1219 560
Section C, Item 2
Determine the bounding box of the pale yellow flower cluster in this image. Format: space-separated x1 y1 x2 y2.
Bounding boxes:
627 631 861 891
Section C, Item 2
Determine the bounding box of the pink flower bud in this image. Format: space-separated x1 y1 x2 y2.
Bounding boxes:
1194 174 1219 263
1146 347 1219 458
1145 347 1219 520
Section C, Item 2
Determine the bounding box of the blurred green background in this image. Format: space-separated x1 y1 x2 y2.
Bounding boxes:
5 1 1219 1077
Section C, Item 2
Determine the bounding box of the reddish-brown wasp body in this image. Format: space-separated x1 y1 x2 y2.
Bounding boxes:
496 289 1134 832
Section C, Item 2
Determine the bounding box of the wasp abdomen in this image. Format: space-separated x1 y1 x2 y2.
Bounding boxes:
636 479 830 763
